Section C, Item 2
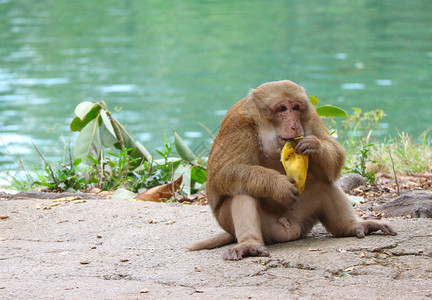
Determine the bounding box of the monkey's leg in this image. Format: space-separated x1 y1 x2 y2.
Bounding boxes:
222 194 269 261
318 184 396 237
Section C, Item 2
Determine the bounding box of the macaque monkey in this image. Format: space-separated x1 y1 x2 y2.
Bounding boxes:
189 80 396 260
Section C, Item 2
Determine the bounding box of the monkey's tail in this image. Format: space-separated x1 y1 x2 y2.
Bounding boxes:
188 232 235 251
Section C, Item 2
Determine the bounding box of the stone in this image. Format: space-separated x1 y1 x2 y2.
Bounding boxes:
337 173 367 192
381 192 432 218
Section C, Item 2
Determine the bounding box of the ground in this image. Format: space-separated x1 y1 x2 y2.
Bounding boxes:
1 195 431 299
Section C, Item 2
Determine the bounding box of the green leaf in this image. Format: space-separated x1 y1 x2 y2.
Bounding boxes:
74 119 102 164
174 164 192 194
73 158 82 167
100 109 116 137
309 96 320 106
173 131 200 162
99 122 117 147
111 188 137 200
74 101 95 119
110 120 151 166
86 155 99 165
113 122 136 149
316 105 348 117
70 105 102 132
135 141 152 162
191 166 207 184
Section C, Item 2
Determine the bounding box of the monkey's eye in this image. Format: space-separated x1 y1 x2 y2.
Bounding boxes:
292 104 300 111
279 105 288 112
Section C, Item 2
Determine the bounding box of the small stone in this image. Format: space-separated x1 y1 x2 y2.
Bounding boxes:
97 234 102 238
267 260 279 268
80 260 90 265
140 288 149 294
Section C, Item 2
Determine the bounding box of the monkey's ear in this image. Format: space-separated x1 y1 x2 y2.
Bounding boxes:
247 88 256 98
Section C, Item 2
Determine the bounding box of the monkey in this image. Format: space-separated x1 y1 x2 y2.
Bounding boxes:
189 80 396 260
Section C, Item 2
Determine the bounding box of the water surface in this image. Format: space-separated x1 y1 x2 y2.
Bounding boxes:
0 0 431 171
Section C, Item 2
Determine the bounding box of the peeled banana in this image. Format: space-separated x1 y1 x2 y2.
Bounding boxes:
280 137 309 195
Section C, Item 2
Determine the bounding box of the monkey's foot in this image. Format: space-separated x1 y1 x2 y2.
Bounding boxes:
354 220 397 238
222 242 269 261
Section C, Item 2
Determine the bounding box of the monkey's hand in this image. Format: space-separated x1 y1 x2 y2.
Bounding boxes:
270 175 299 208
295 135 320 156
294 135 344 182
353 220 397 238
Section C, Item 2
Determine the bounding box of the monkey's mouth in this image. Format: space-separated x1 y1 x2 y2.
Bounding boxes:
278 136 303 143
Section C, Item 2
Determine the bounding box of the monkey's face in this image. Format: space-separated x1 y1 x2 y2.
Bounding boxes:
249 80 311 151
268 98 305 147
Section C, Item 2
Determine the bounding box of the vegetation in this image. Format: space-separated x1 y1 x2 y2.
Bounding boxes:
368 132 432 175
1 97 431 196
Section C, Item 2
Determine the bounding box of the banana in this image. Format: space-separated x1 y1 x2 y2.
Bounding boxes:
280 136 309 195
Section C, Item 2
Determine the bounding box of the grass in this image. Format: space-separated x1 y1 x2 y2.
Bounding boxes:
367 132 432 175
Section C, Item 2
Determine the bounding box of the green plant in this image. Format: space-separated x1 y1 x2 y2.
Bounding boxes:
309 96 348 118
86 146 140 190
346 143 377 183
340 107 385 144
30 157 90 192
70 101 151 167
368 132 432 175
131 135 182 191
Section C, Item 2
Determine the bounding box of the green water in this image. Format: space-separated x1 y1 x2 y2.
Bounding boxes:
0 0 431 171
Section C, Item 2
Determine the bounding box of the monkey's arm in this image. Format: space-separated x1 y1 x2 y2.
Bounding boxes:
296 128 345 182
210 163 299 207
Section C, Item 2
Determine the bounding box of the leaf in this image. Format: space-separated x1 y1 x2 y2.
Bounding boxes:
70 105 102 132
134 175 183 202
113 122 136 149
74 119 102 164
74 101 95 119
348 195 364 206
129 141 151 165
111 188 138 200
173 131 200 162
86 155 99 165
99 121 118 147
309 96 320 106
191 166 207 184
100 109 116 137
316 105 348 117
73 158 82 167
174 164 192 194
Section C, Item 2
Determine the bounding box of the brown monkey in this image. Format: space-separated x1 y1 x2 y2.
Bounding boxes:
189 80 396 260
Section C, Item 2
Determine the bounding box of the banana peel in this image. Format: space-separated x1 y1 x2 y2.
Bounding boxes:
280 137 309 195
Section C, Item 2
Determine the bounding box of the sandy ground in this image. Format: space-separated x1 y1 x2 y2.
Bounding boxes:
1 197 431 299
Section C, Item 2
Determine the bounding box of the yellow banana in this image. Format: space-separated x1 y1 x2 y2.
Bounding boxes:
280 137 309 195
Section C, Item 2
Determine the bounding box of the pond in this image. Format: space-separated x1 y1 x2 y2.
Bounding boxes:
0 0 431 172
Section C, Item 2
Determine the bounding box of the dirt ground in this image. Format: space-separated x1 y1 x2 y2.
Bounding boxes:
1 195 432 299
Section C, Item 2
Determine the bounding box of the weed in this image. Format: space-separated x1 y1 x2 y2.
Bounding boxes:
368 132 432 175
345 143 377 183
34 158 88 192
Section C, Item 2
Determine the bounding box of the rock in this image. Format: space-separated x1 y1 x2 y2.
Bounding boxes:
380 192 432 218
337 173 367 192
